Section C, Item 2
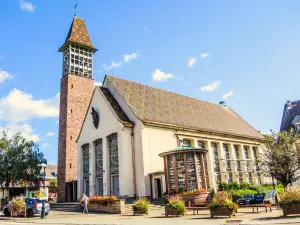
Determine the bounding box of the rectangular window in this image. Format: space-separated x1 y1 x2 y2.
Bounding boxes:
183 139 192 147
211 143 221 183
223 144 232 183
234 145 243 183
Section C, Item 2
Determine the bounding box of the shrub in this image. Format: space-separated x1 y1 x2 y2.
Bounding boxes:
209 191 238 212
228 182 240 190
240 182 251 189
279 187 300 207
87 195 119 205
9 197 26 216
218 182 228 191
180 189 207 196
132 197 150 213
165 195 186 216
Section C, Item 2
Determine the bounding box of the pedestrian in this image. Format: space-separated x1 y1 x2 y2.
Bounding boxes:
81 193 89 214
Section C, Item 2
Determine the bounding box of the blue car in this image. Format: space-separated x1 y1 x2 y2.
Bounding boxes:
236 194 254 205
3 197 50 217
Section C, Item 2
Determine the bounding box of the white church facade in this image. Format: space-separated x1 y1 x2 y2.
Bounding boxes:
76 75 264 199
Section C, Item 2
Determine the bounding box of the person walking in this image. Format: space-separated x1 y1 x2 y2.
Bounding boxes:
81 193 89 214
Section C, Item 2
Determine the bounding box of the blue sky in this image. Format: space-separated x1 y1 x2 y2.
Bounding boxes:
0 0 300 164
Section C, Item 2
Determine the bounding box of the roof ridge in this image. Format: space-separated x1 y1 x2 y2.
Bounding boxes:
105 74 225 109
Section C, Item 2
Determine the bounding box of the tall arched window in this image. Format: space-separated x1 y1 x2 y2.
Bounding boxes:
94 139 103 195
82 144 90 196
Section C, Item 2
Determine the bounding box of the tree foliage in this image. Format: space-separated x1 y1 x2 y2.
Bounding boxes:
49 179 57 193
0 131 47 189
262 129 300 188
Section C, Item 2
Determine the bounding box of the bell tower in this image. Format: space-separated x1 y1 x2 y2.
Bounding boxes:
57 16 96 202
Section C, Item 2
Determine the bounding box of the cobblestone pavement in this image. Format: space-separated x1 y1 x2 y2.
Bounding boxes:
1 208 300 225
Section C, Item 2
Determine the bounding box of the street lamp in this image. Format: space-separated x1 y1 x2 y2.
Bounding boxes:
38 163 47 219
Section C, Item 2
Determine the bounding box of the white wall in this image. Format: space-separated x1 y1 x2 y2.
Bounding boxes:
77 88 134 198
141 126 177 196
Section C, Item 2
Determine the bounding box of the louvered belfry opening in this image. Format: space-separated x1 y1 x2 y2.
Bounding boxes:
160 146 209 194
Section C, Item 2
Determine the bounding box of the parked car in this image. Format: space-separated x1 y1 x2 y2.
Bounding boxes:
3 197 50 217
236 194 255 205
251 194 264 204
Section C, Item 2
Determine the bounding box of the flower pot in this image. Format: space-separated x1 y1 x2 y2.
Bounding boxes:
133 208 148 216
210 207 236 218
282 204 300 217
165 207 185 217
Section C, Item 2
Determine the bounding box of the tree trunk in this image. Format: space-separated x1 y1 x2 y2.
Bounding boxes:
272 176 276 190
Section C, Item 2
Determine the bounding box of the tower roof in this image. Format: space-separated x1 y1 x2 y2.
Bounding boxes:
59 16 96 52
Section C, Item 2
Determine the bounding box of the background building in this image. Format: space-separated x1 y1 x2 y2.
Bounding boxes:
280 100 300 133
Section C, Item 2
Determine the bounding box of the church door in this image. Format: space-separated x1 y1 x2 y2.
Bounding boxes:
112 176 119 197
154 178 162 198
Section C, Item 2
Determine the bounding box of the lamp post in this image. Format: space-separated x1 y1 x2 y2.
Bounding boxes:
39 163 47 219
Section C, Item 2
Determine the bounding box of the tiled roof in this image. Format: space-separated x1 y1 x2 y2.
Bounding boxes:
105 75 264 140
60 16 96 52
98 87 133 126
280 101 300 131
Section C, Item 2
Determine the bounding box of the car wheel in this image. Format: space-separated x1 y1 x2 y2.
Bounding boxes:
26 209 34 218
4 209 10 217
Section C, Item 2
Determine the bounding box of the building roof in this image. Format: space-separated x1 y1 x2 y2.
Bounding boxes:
280 100 300 131
98 87 133 126
104 75 264 140
42 165 57 180
159 146 208 157
59 16 96 52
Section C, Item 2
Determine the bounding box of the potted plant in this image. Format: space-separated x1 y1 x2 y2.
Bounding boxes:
179 189 209 206
209 191 238 218
132 197 150 215
279 187 300 216
165 195 186 217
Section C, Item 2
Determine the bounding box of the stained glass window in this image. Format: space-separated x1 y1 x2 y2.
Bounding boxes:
234 145 243 183
82 144 89 180
196 153 203 188
223 144 232 183
243 146 251 183
94 139 103 177
176 153 186 192
168 155 176 192
211 143 221 183
108 134 119 176
186 152 197 190
183 139 192 147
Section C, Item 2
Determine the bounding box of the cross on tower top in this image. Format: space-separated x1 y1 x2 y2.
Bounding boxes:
74 3 78 16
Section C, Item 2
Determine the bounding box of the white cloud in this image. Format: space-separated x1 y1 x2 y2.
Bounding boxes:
41 143 48 149
188 57 197 68
20 0 36 13
0 68 13 84
124 51 139 63
0 89 59 123
222 90 234 100
200 81 221 91
200 52 209 59
94 82 102 87
46 132 54 137
152 69 173 82
102 61 123 71
0 123 39 142
0 55 5 60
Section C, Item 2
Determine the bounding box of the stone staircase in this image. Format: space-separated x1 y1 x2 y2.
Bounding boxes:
50 202 81 212
123 198 167 215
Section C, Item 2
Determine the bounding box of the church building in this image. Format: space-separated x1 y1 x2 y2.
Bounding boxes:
57 15 265 202
76 75 265 199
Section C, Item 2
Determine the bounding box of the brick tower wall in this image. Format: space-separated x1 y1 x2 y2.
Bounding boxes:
57 74 94 202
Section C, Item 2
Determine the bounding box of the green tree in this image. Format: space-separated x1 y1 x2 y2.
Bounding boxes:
0 131 47 189
49 179 57 193
262 129 300 189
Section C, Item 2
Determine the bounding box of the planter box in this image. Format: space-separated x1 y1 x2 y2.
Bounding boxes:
133 208 148 215
165 207 185 217
282 204 300 217
180 193 210 207
210 207 236 218
87 200 125 214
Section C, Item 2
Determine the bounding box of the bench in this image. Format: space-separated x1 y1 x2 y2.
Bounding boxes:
238 204 272 213
185 193 211 215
